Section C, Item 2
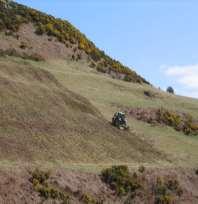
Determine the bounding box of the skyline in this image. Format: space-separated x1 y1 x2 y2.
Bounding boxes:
15 0 198 98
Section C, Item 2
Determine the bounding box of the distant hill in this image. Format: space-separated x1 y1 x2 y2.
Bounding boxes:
0 0 149 84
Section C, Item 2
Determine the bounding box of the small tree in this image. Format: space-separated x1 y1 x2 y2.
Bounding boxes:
167 86 174 94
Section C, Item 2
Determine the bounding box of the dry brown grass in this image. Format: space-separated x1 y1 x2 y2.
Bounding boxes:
37 59 198 168
0 57 165 167
1 56 198 169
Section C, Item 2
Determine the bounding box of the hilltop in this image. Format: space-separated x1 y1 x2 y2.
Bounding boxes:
0 0 148 83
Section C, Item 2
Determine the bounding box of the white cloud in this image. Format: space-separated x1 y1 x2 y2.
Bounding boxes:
163 64 198 98
165 64 198 89
184 91 198 98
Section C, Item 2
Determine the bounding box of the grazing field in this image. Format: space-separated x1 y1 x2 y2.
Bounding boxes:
28 58 198 168
0 56 169 170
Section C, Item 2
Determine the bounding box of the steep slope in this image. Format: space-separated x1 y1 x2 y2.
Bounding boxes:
39 59 198 167
0 0 148 83
0 57 165 165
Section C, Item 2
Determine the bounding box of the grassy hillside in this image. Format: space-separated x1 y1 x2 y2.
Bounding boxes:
0 1 197 169
0 55 197 168
0 56 166 168
0 1 198 203
0 0 197 170
0 54 196 168
29 59 198 168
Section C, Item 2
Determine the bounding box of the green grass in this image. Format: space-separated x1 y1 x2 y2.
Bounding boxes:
28 59 198 168
129 118 198 167
35 59 198 116
0 56 198 171
0 56 167 171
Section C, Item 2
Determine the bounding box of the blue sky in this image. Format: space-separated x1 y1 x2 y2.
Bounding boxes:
15 0 198 98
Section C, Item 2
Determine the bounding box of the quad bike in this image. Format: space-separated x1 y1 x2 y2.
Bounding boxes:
112 112 129 130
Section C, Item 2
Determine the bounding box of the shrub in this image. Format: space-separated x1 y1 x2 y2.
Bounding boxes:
138 165 145 173
89 50 101 62
96 64 107 73
166 86 174 94
31 168 50 184
160 110 181 128
144 90 155 98
167 179 183 196
65 42 69 48
71 54 75 61
157 108 198 136
101 165 140 196
30 169 70 203
155 177 173 204
89 62 96 68
77 53 82 60
154 177 183 204
35 184 69 202
19 41 27 49
124 74 133 82
81 194 97 204
35 24 45 35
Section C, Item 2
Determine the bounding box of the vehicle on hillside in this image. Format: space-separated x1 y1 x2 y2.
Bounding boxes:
112 112 128 130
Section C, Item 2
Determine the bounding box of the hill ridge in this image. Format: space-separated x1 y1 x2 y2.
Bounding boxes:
0 0 149 84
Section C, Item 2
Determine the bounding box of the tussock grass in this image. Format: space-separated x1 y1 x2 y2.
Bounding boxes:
0 57 165 168
35 59 198 168
0 57 198 169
